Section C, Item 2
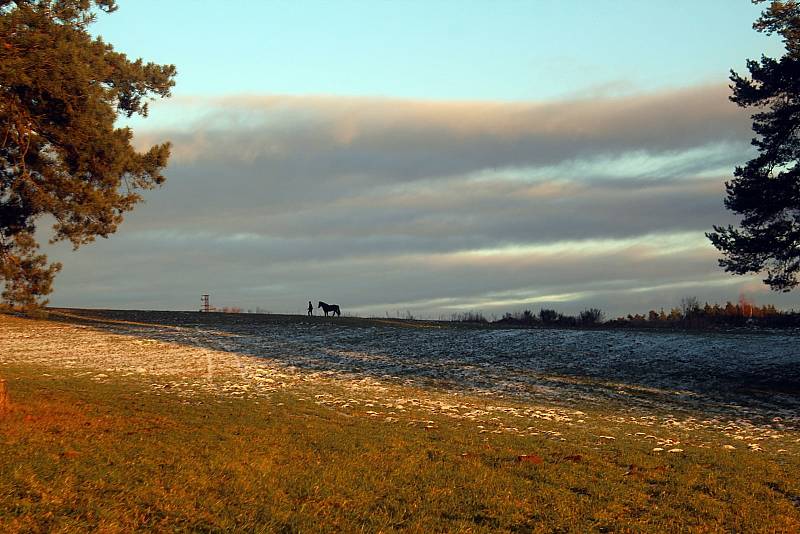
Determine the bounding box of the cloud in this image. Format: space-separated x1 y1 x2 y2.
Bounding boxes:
49 226 797 318
123 84 751 245
112 168 734 258
137 84 751 179
44 85 800 315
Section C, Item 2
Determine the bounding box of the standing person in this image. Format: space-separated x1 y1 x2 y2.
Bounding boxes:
307 301 313 316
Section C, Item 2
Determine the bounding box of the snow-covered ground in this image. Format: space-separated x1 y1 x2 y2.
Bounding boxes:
3 310 798 453
41 310 800 429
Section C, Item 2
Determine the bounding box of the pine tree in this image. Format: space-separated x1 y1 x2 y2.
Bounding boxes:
0 0 175 310
707 1 800 291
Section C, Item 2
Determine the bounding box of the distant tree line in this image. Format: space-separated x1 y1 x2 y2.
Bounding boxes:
494 307 605 327
492 298 800 329
606 297 800 329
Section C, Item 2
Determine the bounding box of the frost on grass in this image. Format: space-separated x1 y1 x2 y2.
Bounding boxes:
1 312 798 456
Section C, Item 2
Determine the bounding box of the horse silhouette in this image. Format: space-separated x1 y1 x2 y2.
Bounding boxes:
318 301 341 317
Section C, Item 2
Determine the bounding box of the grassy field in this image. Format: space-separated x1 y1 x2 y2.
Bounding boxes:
1 314 800 532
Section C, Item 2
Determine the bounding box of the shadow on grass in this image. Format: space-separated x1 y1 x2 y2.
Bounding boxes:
43 308 800 427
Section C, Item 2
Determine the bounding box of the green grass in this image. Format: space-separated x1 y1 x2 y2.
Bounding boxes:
1 363 799 533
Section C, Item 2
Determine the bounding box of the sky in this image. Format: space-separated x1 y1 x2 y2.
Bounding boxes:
44 0 800 317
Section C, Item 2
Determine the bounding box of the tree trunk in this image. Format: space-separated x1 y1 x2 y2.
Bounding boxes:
0 378 9 415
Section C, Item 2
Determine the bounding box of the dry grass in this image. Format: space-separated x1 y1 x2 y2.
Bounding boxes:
1 313 799 532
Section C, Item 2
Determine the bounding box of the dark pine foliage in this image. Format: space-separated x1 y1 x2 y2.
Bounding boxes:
0 0 175 310
708 1 800 291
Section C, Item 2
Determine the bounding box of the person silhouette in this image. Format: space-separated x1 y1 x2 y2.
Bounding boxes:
307 301 313 316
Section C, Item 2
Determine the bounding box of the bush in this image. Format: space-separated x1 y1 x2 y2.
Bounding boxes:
450 311 487 323
579 308 605 325
539 309 559 324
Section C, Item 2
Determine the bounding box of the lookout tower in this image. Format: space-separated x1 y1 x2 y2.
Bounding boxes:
201 294 210 312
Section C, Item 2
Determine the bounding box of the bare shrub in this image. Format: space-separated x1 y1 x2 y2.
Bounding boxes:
579 308 605 325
